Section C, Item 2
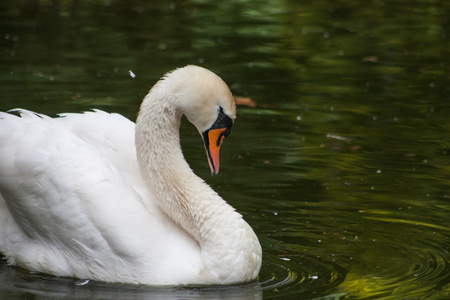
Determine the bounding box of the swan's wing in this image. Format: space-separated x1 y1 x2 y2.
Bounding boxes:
0 109 201 283
0 110 177 279
56 110 140 183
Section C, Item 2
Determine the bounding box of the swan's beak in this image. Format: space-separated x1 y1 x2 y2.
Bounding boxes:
203 127 228 176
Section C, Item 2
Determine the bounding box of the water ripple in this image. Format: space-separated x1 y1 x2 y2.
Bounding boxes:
338 211 450 299
259 250 347 299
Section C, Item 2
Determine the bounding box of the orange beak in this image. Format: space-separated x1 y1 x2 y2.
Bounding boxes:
203 128 227 176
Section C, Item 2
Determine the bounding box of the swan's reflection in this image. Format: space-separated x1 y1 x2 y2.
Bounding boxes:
0 261 263 300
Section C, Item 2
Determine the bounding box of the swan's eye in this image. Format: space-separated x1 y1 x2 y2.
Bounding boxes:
211 106 233 131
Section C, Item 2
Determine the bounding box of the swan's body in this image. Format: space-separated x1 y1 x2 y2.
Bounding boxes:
0 66 262 285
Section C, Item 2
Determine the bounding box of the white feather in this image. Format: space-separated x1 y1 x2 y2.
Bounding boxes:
0 65 262 285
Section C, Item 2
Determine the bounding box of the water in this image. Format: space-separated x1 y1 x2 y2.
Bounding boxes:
0 1 449 299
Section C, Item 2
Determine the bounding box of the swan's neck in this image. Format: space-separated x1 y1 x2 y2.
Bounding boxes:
134 90 261 283
135 91 250 252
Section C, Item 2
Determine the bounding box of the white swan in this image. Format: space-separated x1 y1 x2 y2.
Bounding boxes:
0 65 262 286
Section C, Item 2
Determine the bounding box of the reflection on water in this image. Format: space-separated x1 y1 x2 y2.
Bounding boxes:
0 263 264 299
1 0 449 299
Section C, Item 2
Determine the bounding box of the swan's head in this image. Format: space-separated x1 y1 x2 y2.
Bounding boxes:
161 65 237 175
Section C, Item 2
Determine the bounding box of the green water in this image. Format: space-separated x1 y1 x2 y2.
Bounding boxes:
0 1 449 299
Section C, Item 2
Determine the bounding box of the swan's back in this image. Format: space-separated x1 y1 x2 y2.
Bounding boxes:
0 110 201 284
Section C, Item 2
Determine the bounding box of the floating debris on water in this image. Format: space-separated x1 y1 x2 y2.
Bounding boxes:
75 279 90 286
326 133 353 142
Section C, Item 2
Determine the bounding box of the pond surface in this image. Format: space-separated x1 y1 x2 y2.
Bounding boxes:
0 1 449 299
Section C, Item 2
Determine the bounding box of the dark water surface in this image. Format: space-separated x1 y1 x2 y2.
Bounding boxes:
1 1 449 299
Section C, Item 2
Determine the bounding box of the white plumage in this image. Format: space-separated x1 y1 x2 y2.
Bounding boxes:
0 65 262 285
